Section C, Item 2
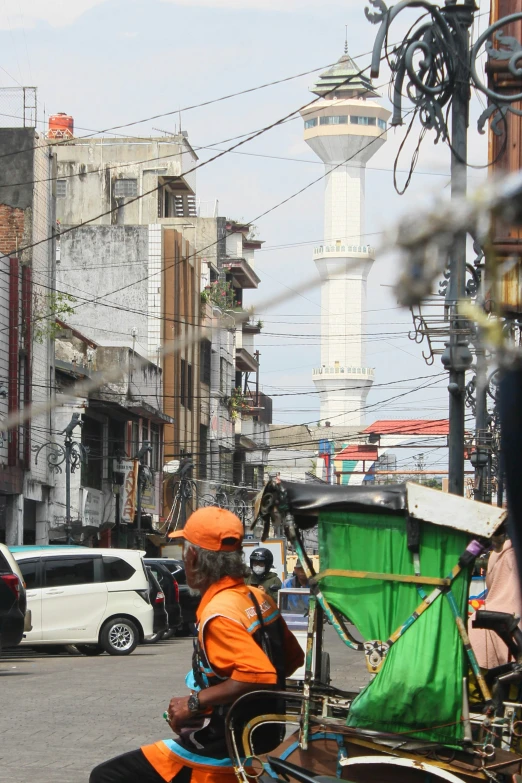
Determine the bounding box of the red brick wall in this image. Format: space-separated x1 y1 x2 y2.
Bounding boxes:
0 204 25 255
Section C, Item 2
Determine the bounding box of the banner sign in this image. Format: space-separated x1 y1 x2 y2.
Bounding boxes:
120 459 139 524
81 488 103 527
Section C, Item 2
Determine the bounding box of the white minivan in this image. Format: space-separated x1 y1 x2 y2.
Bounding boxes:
10 546 154 656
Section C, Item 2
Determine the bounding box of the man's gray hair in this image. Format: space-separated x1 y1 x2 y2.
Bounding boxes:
190 544 248 587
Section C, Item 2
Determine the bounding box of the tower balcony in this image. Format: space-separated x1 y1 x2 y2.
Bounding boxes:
314 243 374 258
313 365 374 381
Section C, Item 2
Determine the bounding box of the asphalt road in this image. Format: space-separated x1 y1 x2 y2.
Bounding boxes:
0 627 369 783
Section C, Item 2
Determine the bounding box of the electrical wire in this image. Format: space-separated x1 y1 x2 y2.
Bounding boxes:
0 78 402 340
0 43 390 165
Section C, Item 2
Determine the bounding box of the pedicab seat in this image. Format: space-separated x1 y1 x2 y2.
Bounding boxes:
473 609 522 660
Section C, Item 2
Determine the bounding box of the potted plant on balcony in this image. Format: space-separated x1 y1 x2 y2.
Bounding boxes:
227 387 252 422
201 280 238 311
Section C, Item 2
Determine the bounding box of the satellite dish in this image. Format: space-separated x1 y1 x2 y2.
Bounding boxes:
164 460 180 474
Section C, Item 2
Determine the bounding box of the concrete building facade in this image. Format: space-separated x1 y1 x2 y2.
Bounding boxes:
53 126 270 530
0 127 57 545
301 49 391 426
52 323 169 546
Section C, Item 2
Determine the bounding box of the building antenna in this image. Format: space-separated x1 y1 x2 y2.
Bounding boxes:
345 25 348 54
179 108 182 134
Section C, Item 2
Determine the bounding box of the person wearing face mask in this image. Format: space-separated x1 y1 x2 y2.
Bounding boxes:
246 547 282 596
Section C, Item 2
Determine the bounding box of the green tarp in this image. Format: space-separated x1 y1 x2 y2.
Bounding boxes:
318 511 470 745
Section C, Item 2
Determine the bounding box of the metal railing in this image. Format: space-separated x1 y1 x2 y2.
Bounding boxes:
0 87 37 128
313 366 375 376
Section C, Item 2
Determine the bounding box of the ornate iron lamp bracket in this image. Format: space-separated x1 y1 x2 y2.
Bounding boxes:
366 0 522 142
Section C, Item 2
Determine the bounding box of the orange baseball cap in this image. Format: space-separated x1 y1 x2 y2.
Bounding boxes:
168 506 243 551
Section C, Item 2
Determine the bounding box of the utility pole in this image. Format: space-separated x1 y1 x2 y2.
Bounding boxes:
442 1 474 495
33 412 88 544
63 414 82 544
367 0 522 495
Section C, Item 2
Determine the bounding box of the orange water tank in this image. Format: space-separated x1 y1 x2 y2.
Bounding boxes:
48 113 74 139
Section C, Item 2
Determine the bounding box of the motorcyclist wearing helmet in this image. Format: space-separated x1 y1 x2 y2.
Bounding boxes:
246 547 282 596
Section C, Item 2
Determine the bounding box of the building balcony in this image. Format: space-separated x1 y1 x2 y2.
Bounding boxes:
235 348 259 373
222 257 260 289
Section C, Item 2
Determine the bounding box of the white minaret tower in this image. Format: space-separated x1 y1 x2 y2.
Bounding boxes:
302 45 390 426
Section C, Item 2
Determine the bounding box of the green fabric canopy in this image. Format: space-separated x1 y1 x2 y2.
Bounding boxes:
318 511 470 745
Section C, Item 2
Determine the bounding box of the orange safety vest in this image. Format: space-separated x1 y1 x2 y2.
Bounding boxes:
142 581 287 783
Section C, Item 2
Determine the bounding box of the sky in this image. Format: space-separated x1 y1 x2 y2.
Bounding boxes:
0 0 492 475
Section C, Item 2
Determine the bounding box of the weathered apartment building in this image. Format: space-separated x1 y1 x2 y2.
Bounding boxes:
0 126 57 545
52 116 270 533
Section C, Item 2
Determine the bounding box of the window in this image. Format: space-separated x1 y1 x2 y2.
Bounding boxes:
56 179 67 198
378 118 387 130
19 559 39 589
319 115 348 125
44 557 96 588
187 364 193 411
113 178 138 198
200 339 211 386
304 118 317 129
108 419 125 482
0 551 11 573
170 564 186 584
102 556 135 582
199 424 208 479
180 359 186 407
350 116 376 126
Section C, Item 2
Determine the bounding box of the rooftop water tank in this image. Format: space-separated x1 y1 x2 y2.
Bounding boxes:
48 113 74 139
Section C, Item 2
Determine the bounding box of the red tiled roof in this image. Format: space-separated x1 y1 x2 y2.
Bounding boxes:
336 444 379 461
363 419 449 435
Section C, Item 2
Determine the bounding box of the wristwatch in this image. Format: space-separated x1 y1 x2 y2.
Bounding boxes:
187 692 202 714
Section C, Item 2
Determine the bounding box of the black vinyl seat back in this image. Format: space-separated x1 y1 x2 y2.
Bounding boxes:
473 610 522 660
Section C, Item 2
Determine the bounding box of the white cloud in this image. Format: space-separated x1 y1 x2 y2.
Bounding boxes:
0 0 108 30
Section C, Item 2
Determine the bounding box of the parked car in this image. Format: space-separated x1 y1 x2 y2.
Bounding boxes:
10 546 154 656
148 558 199 634
144 559 182 638
0 543 28 653
145 567 169 643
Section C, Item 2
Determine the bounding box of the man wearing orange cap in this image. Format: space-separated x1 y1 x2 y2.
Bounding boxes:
90 507 304 783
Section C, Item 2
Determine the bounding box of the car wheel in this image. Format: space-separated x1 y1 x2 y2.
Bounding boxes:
100 618 139 656
76 644 104 656
162 628 176 640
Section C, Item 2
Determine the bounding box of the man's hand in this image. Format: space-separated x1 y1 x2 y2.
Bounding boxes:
167 696 202 734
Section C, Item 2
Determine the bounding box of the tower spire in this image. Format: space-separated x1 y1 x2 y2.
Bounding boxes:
344 25 348 54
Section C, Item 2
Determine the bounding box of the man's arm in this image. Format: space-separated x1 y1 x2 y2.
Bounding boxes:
168 615 279 734
168 680 268 733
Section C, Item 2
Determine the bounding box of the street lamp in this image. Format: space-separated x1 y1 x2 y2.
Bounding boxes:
134 440 152 548
366 0 522 495
33 413 88 544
